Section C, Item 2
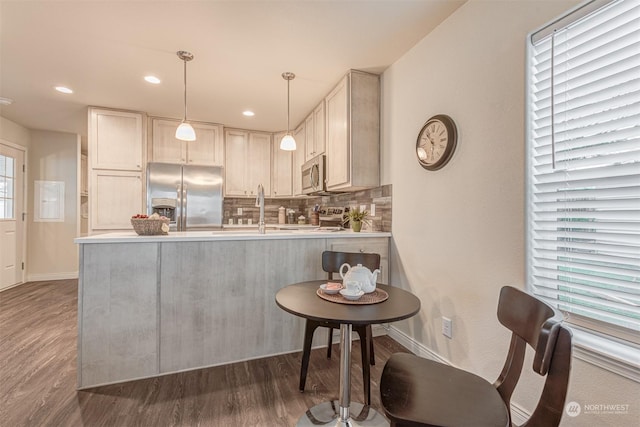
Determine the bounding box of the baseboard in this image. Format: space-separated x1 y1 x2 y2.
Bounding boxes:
510 403 529 425
387 325 451 364
27 272 79 282
386 325 532 424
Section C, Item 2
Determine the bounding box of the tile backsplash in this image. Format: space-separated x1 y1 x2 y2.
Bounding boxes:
223 184 392 232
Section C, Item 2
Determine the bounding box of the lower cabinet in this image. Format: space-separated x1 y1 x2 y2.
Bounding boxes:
329 237 389 284
90 170 143 232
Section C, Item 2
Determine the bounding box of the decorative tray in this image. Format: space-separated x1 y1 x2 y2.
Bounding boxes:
316 288 389 305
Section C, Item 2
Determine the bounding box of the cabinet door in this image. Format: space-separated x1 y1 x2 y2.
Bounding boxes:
90 108 144 171
186 123 224 166
292 124 306 196
329 237 389 284
313 101 326 157
151 118 186 164
305 113 315 161
247 132 272 197
272 132 292 197
80 154 88 195
224 129 249 196
326 76 350 189
90 170 143 231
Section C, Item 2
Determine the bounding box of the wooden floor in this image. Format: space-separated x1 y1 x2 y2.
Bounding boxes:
0 279 410 426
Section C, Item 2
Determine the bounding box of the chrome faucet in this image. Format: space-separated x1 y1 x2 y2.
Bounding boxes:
255 184 265 234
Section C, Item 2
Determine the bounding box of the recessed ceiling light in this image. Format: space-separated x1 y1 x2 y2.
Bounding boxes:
144 76 161 84
0 97 13 105
243 110 255 117
55 86 73 94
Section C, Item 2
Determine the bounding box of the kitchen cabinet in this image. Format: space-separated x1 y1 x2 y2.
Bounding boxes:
80 154 88 196
325 70 379 191
224 129 271 197
329 237 389 284
89 108 145 171
80 154 88 235
292 124 306 196
150 118 224 166
90 170 143 231
304 101 325 162
88 107 146 234
272 132 292 197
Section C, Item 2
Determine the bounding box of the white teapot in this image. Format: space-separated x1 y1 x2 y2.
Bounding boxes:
340 263 380 293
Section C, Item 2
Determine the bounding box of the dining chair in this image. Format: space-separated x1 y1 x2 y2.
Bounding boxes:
380 286 572 427
299 250 381 405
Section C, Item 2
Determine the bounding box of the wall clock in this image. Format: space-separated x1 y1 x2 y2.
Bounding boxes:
416 114 458 171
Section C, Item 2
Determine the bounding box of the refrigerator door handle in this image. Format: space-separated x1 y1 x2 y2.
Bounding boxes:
182 184 188 230
176 184 183 231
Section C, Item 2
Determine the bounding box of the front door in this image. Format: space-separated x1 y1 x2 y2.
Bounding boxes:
0 141 25 290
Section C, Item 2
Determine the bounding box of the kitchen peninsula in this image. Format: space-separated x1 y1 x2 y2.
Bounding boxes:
74 229 390 389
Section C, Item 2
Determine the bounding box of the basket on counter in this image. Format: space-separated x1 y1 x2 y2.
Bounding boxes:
131 218 170 236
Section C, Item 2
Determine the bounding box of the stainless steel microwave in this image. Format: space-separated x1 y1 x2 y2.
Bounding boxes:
302 155 326 195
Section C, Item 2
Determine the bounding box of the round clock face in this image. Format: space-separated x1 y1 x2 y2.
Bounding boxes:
416 114 457 170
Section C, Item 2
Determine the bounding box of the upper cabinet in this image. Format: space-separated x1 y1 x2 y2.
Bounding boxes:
224 129 272 197
292 124 306 196
272 132 293 198
89 108 145 171
150 118 224 166
304 101 326 162
88 107 146 233
325 70 380 191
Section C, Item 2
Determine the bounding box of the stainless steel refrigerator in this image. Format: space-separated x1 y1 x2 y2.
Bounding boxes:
147 162 223 231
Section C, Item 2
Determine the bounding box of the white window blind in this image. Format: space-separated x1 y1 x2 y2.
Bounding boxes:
527 0 640 341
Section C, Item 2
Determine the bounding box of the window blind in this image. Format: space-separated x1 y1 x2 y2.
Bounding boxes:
527 0 640 339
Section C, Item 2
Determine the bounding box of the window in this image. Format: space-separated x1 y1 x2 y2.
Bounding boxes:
526 0 639 354
0 154 15 219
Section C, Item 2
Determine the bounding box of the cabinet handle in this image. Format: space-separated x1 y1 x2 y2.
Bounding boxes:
359 248 364 253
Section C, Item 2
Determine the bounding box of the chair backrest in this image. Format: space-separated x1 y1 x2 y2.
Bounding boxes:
322 251 381 280
493 286 572 427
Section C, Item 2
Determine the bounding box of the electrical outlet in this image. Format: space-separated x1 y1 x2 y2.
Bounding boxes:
442 317 453 339
237 208 243 215
370 203 376 216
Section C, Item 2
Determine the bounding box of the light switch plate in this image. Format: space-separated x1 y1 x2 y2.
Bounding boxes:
360 204 367 213
370 204 376 216
237 208 243 215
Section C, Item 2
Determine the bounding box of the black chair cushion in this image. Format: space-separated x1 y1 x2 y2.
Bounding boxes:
380 353 509 427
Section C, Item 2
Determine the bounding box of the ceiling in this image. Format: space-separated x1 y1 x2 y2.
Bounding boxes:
0 0 465 143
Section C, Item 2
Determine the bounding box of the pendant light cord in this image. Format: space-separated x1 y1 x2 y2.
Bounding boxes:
183 58 188 122
287 78 290 134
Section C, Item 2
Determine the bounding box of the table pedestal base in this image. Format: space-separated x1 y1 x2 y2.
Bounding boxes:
296 401 389 427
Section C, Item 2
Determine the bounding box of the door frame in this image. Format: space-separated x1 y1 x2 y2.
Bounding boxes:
0 138 27 288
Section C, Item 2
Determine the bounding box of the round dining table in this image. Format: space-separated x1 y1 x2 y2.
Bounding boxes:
275 281 421 427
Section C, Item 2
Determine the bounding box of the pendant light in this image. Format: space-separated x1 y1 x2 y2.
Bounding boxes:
280 72 296 151
175 51 196 141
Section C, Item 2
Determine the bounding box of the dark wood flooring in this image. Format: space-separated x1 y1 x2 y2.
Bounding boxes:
0 279 410 426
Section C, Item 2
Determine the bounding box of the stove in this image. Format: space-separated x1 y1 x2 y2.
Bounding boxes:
318 206 349 227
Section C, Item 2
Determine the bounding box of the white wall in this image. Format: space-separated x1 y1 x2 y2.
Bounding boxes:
381 1 638 426
0 115 30 148
27 130 80 280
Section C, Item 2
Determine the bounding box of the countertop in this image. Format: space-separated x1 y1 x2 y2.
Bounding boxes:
75 227 391 244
